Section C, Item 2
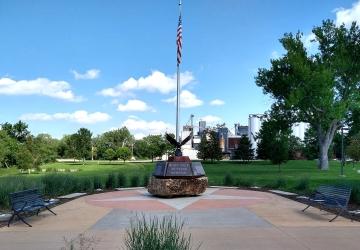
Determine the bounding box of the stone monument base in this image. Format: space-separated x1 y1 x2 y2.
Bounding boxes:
147 176 208 197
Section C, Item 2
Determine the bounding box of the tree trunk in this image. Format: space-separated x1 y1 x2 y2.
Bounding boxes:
317 120 339 170
319 143 330 170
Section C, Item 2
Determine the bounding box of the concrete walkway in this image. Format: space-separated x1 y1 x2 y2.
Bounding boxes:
1 188 359 250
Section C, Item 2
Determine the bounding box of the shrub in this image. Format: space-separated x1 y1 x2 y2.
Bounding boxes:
350 183 360 204
130 176 140 187
93 176 103 189
42 174 78 197
143 174 150 187
46 167 55 172
79 177 94 193
0 176 43 208
294 177 310 192
223 173 234 186
117 173 127 188
274 177 287 188
236 178 253 188
124 215 200 250
61 233 99 250
105 173 116 189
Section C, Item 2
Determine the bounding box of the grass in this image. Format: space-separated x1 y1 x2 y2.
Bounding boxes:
124 214 200 250
1 160 360 210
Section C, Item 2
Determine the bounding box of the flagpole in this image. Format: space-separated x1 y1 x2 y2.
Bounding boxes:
176 0 182 143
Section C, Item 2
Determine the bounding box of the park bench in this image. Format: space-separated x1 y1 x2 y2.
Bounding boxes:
301 184 352 222
8 189 57 227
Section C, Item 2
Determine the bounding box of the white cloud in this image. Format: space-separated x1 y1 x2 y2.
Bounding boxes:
0 77 82 102
270 51 280 59
20 110 111 124
99 70 195 97
210 99 225 106
200 115 222 124
111 99 119 105
71 69 100 80
121 117 174 137
117 99 154 112
301 32 319 54
134 133 146 140
163 90 203 108
335 1 360 27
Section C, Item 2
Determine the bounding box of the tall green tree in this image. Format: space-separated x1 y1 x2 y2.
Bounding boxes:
347 108 360 137
269 132 289 172
116 147 132 162
0 130 19 168
303 126 319 160
1 121 30 143
347 132 360 167
74 128 92 162
133 139 149 159
197 133 209 161
256 20 360 170
288 135 304 160
142 135 167 162
93 127 134 159
197 129 222 162
104 148 116 162
25 134 59 167
234 135 254 162
256 110 292 160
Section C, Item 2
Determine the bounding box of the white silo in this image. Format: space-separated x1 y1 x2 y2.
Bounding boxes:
291 122 309 141
248 114 265 152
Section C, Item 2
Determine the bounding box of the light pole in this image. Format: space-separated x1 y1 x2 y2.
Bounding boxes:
340 125 349 176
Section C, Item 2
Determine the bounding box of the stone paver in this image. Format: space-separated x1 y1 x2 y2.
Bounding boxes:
0 187 359 250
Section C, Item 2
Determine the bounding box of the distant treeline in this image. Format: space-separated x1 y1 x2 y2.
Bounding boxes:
0 121 175 170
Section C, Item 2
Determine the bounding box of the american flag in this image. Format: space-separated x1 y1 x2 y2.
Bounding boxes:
177 15 182 65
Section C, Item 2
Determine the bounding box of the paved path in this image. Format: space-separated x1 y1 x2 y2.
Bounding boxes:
1 188 359 250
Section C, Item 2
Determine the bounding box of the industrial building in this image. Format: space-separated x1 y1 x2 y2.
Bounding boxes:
180 114 309 160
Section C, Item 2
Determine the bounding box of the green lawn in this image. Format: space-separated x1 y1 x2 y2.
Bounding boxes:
0 160 360 210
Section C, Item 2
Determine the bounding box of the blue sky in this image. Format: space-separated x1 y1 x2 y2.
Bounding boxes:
0 0 358 139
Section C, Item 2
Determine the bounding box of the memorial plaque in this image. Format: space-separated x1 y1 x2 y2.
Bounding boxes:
166 162 192 176
192 162 205 176
154 162 166 176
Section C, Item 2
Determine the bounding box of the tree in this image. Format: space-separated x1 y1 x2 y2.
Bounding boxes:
197 129 222 162
256 110 292 160
256 120 275 160
347 108 360 138
93 127 134 159
269 132 289 172
62 134 78 160
303 126 319 160
288 135 304 160
133 139 149 159
142 135 167 162
117 147 131 162
234 135 254 162
347 133 360 168
0 130 20 168
1 121 30 143
104 148 116 162
197 133 209 161
25 134 59 167
256 20 360 170
0 130 12 168
74 128 92 162
15 146 33 172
